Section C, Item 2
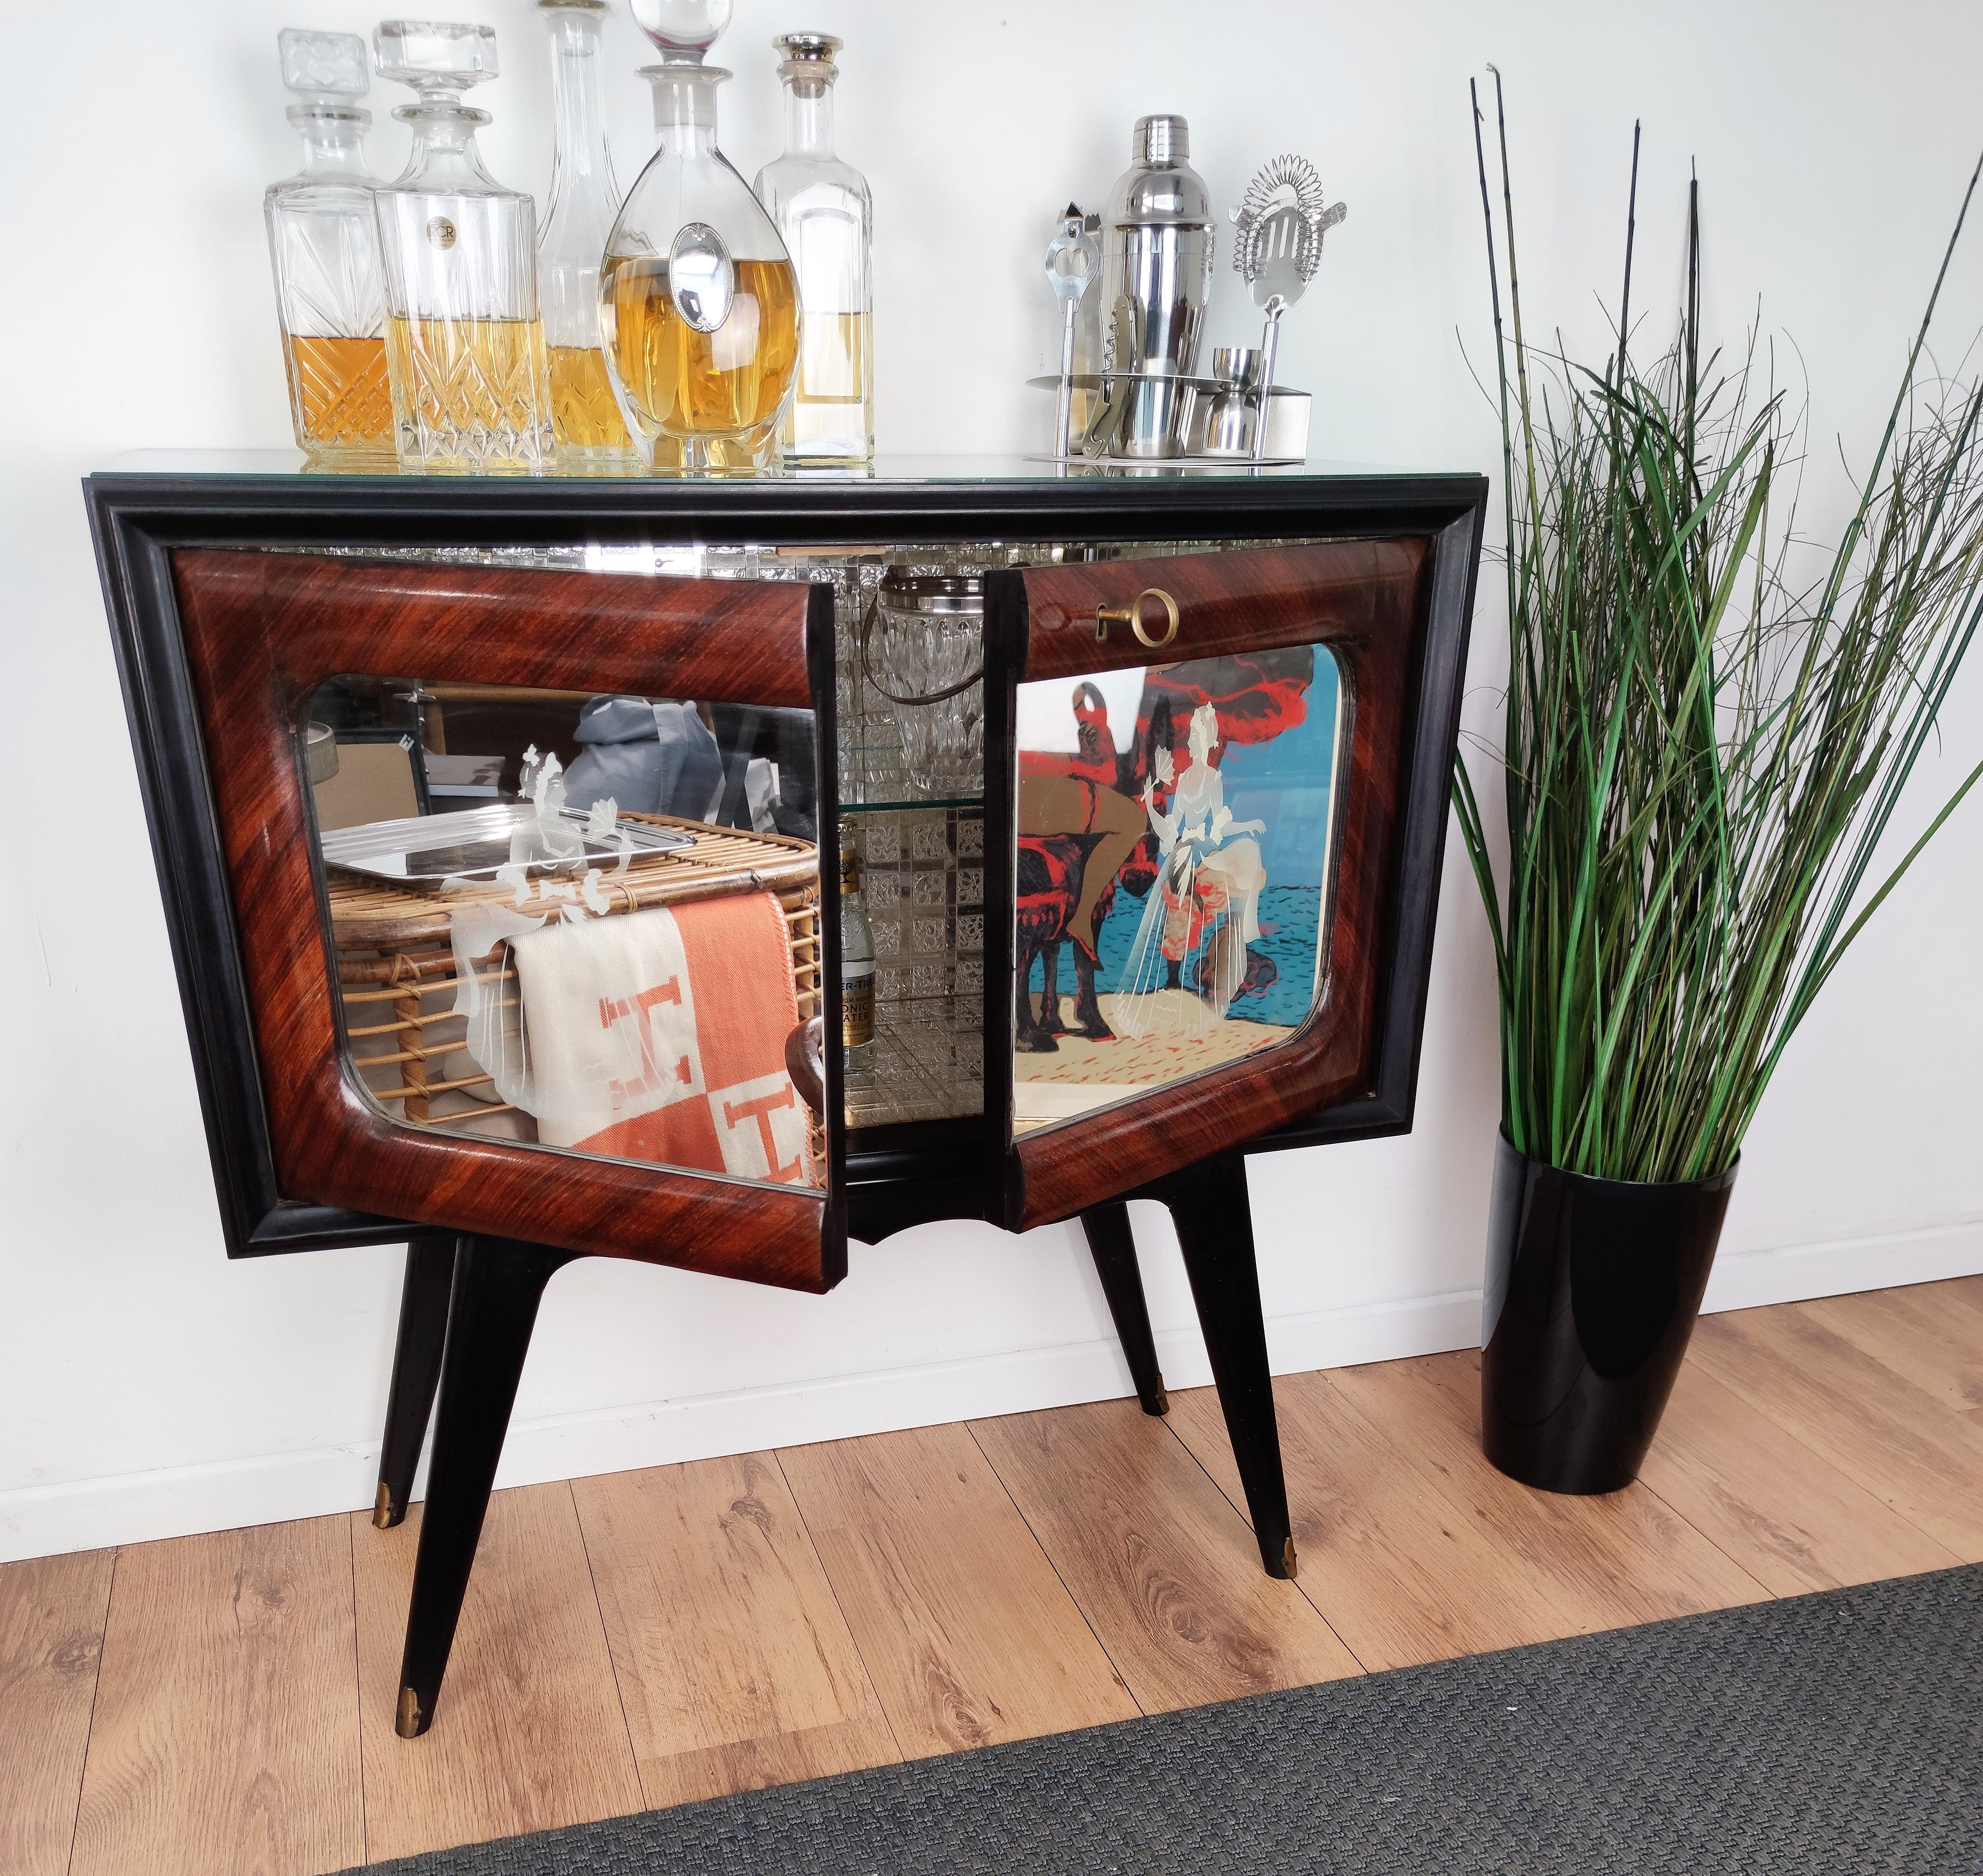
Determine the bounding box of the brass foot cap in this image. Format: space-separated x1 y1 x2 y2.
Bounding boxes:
1143 1387 1170 1417
395 1687 424 1739
1281 1536 1299 1580
372 1483 396 1530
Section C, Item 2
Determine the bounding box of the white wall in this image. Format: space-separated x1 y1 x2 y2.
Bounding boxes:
4 0 1982 1562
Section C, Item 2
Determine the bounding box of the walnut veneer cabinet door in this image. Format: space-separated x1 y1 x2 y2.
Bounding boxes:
167 549 847 1293
984 539 1437 1231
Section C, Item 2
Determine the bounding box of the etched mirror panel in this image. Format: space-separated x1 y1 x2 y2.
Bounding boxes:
1012 644 1345 1132
304 676 824 1190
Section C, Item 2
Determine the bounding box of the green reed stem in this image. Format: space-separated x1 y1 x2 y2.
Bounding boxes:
1453 75 1983 1182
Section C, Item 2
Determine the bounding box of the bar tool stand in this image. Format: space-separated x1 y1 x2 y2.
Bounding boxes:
1024 147 1342 468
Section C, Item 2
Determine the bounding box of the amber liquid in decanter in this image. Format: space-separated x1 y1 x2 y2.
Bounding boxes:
546 345 631 450
383 315 554 469
603 255 800 437
797 310 870 397
288 335 395 453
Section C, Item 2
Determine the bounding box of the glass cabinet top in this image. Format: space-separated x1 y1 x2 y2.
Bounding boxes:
95 448 1448 483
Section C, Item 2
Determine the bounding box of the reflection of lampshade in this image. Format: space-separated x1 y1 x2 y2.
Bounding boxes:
628 0 731 55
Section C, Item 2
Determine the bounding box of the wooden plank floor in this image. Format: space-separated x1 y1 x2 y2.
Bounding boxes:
4 1275 1979 1874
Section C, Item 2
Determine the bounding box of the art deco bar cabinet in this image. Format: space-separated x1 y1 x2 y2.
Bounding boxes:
87 454 1486 1737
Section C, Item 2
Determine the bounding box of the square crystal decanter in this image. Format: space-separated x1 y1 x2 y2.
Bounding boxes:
372 21 556 473
265 29 393 468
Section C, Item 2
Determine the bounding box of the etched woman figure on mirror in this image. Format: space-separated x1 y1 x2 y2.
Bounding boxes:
1137 702 1267 1020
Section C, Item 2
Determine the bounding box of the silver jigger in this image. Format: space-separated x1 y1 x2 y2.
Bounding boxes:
1194 346 1264 455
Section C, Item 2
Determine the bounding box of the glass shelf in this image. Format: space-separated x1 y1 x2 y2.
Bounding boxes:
97 447 1444 484
841 800 983 1128
843 795 982 815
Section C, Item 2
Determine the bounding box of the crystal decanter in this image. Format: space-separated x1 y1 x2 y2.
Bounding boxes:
600 0 800 472
265 29 392 468
536 0 637 468
372 20 554 472
754 33 872 467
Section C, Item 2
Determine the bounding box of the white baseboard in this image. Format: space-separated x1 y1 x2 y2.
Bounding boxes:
1701 1217 1983 1313
0 1442 385 1566
4 1219 1978 1564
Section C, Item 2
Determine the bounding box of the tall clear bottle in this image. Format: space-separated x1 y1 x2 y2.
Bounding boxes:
264 30 392 468
372 21 555 472
753 34 872 467
537 0 637 469
600 0 799 472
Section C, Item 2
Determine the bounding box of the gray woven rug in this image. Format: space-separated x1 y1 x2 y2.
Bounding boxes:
355 1563 1983 1875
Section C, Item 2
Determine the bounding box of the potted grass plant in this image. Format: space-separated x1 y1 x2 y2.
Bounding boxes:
1454 77 1983 1493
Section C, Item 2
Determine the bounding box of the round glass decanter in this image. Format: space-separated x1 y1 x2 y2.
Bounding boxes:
372 21 555 473
754 33 874 468
265 29 392 468
536 0 637 468
600 0 800 472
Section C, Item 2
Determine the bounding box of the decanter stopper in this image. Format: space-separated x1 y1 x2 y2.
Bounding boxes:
280 28 371 105
373 20 501 98
628 0 733 56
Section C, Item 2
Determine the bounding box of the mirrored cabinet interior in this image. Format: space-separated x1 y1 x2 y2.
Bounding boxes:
289 531 1374 1171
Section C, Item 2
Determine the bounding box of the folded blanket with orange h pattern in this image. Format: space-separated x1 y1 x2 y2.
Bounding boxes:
508 891 813 1186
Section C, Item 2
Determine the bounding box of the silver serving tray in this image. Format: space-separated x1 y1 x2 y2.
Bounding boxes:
320 802 694 883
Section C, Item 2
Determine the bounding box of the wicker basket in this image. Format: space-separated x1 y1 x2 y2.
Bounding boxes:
326 813 824 1178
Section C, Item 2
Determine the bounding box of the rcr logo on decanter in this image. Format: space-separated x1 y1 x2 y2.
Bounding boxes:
426 216 458 250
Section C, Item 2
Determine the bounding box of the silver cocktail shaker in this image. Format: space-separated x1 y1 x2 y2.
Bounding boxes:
1098 115 1214 458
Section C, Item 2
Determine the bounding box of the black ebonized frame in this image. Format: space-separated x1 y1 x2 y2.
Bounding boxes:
85 467 1485 1256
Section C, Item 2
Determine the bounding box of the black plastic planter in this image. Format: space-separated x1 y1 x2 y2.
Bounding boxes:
1480 1132 1737 1494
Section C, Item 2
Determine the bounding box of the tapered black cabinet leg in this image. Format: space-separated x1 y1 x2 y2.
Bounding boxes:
395 1236 576 1740
373 1235 460 1530
1082 1202 1169 1415
1153 1154 1296 1580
